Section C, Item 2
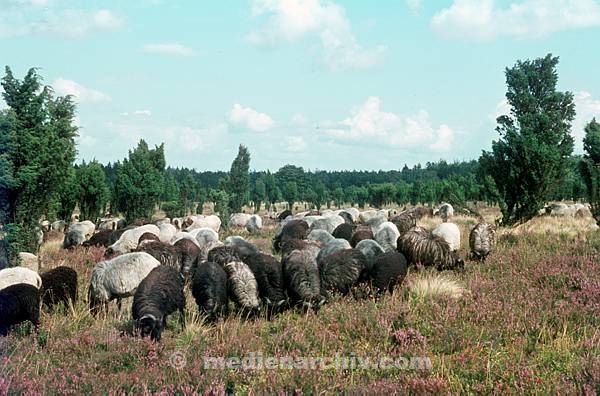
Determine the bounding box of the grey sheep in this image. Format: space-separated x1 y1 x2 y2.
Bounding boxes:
40 266 77 310
307 229 335 246
316 238 351 264
224 236 260 261
208 246 241 267
374 222 401 253
355 239 385 276
173 238 201 279
469 223 496 262
135 241 183 270
191 261 228 323
369 251 408 295
0 283 40 336
223 261 260 316
390 212 417 235
397 227 464 271
282 247 325 311
88 252 160 315
132 265 185 341
319 249 367 296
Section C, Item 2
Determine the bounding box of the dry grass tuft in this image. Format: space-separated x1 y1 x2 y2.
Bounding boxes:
407 272 468 300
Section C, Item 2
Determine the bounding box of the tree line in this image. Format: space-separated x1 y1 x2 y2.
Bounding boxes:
2 53 600 261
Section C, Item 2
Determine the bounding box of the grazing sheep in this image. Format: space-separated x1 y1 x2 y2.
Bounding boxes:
282 248 325 311
132 265 185 341
184 215 221 233
359 210 381 224
191 261 228 322
138 232 161 246
243 253 286 315
105 224 160 257
337 211 354 225
332 223 353 242
310 216 345 234
319 249 367 296
18 252 39 273
280 239 321 261
350 226 374 248
0 267 42 291
302 215 324 227
158 223 177 243
170 232 201 247
316 238 351 263
369 252 408 295
154 218 171 226
390 212 417 235
397 227 464 271
88 252 160 315
173 238 201 278
82 230 113 248
229 213 252 228
469 223 496 262
98 218 120 231
272 219 309 253
307 229 335 246
40 266 77 310
63 220 96 249
437 203 454 222
355 239 385 276
192 227 220 249
246 215 263 233
0 284 40 335
374 222 401 253
277 210 292 222
343 208 360 223
223 236 260 261
223 261 260 315
433 223 461 252
207 246 241 267
366 216 387 232
135 241 182 270
51 220 67 233
108 226 136 246
198 240 225 263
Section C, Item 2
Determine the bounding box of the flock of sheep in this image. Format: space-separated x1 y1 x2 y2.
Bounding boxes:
0 203 497 340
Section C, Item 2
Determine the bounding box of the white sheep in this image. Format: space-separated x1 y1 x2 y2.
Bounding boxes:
18 252 39 273
106 224 160 256
432 222 461 252
184 215 221 233
374 222 401 253
0 267 42 291
158 223 177 243
229 213 252 228
88 252 160 314
246 215 263 233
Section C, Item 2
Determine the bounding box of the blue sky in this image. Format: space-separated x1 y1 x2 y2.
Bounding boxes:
1 0 600 171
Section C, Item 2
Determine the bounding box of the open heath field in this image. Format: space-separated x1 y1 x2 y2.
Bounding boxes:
1 211 599 395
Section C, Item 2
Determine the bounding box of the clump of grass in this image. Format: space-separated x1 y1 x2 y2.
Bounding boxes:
407 272 468 301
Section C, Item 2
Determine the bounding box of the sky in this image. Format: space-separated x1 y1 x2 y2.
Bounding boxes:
1 0 600 171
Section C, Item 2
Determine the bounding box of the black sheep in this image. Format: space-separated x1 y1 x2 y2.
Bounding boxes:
135 241 182 270
132 265 185 341
282 247 324 312
225 237 260 261
332 223 354 243
277 210 292 221
243 253 287 315
337 211 354 225
318 249 367 296
82 230 113 248
40 266 78 310
350 227 374 248
390 212 417 235
207 246 241 267
369 251 408 295
272 220 309 253
0 283 40 336
138 232 161 245
173 238 201 278
191 261 228 323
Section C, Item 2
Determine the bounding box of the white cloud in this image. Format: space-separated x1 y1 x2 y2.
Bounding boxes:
490 98 511 121
284 136 307 152
324 96 455 152
53 78 111 104
247 0 385 71
573 91 600 150
0 6 122 38
406 0 422 13
142 43 195 56
431 0 600 40
291 113 309 126
228 104 274 132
